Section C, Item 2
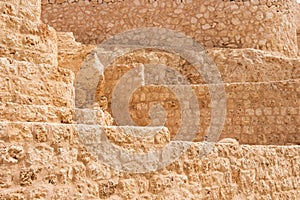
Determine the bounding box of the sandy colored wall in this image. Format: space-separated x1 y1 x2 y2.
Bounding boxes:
96 49 300 145
0 0 74 123
126 81 300 145
0 1 299 199
0 0 56 66
41 0 298 56
1 123 300 199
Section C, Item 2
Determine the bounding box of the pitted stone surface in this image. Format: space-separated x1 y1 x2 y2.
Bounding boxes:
0 0 299 199
0 122 300 199
42 0 299 56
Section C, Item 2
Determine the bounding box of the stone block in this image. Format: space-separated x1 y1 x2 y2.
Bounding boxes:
1 144 25 164
0 168 12 188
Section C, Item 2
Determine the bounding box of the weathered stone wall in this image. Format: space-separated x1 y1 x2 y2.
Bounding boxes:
1 123 300 199
57 32 300 146
0 0 74 123
41 0 298 56
57 32 95 73
96 49 300 145
0 1 299 199
0 58 74 123
0 0 56 66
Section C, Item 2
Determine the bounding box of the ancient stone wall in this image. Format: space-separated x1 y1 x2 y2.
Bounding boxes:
0 0 299 199
41 0 298 56
96 49 300 145
1 0 56 66
0 0 74 123
1 123 300 199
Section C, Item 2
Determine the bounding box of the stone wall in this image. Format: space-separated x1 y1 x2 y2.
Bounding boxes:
0 0 299 199
1 0 56 66
96 49 300 145
1 123 300 199
56 26 300 146
0 0 74 123
41 0 298 56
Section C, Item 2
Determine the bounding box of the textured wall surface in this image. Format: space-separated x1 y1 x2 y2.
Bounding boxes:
0 0 74 124
41 0 298 56
0 0 56 66
296 2 300 55
1 123 300 199
96 49 300 145
296 2 300 29
0 0 300 199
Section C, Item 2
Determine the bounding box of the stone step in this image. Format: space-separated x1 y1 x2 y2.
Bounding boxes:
0 103 73 123
74 108 113 126
102 125 170 145
0 57 74 108
0 122 76 144
0 122 171 152
0 58 73 84
1 121 300 197
76 124 171 153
